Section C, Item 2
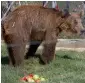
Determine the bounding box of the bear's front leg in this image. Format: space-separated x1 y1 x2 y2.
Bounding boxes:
41 41 56 64
40 27 57 64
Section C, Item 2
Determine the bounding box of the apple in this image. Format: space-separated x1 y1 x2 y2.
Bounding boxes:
33 75 39 80
35 79 40 83
21 76 28 81
40 77 45 81
29 74 33 78
27 77 35 82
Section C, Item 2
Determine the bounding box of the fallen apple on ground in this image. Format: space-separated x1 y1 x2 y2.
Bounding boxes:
33 75 39 80
27 77 35 82
40 77 45 81
20 74 46 83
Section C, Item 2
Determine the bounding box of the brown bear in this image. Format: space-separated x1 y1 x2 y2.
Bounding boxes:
2 5 84 66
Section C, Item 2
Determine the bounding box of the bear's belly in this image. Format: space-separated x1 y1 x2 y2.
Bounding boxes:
31 29 45 41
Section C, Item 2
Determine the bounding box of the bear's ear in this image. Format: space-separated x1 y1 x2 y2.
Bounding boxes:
61 9 70 18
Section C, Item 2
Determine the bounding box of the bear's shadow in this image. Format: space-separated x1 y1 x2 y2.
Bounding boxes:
57 54 73 59
1 54 73 65
1 56 9 65
1 54 44 65
25 54 46 65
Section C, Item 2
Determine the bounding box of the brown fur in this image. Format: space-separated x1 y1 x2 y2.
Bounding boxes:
2 5 84 66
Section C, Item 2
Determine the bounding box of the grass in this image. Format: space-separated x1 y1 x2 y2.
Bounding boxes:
1 43 85 83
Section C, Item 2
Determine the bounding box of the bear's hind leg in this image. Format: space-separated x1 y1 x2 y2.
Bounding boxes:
7 43 26 66
5 34 26 66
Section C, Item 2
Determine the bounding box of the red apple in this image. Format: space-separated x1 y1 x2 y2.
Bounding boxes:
35 79 40 83
29 74 33 78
